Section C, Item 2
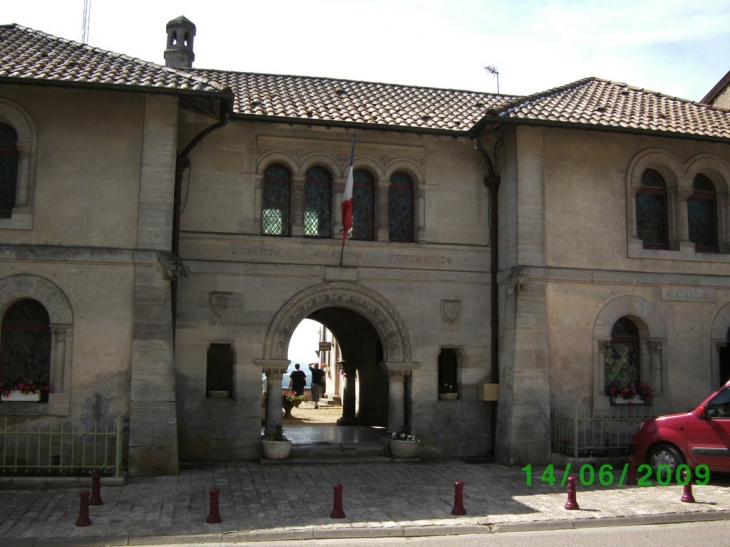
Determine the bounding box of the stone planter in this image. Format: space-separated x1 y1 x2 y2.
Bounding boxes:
438 392 459 400
389 439 419 458
611 395 644 405
1 391 41 402
261 440 293 460
282 398 303 417
208 390 230 398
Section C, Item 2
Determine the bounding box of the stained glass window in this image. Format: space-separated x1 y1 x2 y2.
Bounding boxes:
605 317 640 392
0 123 18 218
262 164 291 236
351 169 375 241
688 174 717 252
636 169 668 249
388 172 414 242
304 166 332 238
1 299 51 399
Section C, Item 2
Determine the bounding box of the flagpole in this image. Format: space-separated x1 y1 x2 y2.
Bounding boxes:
340 133 356 266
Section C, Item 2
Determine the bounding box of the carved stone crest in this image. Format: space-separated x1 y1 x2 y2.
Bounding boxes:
156 251 189 283
441 299 461 324
210 292 233 318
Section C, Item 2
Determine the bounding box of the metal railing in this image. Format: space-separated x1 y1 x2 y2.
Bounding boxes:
0 417 124 477
551 406 656 458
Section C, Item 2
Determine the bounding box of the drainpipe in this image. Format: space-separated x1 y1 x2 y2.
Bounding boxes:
474 136 501 456
171 103 231 333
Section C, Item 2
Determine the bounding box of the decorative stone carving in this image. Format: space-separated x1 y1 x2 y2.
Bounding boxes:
647 340 662 353
678 189 694 202
265 282 410 362
379 155 391 166
209 292 233 318
507 266 531 294
441 300 461 324
597 339 611 351
157 251 189 283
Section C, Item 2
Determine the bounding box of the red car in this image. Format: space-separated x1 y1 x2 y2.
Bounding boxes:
630 380 730 478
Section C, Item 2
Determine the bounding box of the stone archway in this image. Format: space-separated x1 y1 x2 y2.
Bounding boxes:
256 282 419 435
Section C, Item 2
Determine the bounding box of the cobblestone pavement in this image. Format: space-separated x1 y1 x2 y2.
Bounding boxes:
1 461 730 545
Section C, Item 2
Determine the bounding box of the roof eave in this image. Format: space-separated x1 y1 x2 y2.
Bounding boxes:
475 116 730 145
229 113 470 137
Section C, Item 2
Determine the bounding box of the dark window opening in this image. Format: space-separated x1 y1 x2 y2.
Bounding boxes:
388 171 414 242
438 348 458 394
689 173 718 252
206 343 234 398
0 299 52 402
351 169 375 241
636 169 668 249
304 166 332 238
0 123 19 218
262 164 291 236
605 317 640 394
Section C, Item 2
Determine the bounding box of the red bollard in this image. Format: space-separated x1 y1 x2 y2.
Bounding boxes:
330 484 346 519
626 458 637 486
89 472 103 506
564 475 579 510
451 480 466 515
206 488 222 523
76 490 92 527
681 470 695 503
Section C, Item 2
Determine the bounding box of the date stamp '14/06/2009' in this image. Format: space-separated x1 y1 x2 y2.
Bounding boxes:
521 463 710 487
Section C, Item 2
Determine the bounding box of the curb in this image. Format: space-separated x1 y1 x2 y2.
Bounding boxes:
13 509 730 546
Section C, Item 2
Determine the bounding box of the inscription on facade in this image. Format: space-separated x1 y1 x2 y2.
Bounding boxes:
389 254 454 264
229 244 282 257
661 287 716 302
316 251 362 260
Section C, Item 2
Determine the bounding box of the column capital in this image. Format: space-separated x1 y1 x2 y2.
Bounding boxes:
381 362 420 377
255 359 290 377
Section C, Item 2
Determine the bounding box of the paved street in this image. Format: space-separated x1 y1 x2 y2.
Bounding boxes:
1 460 730 545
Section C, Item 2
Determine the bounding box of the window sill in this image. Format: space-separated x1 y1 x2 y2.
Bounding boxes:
628 237 730 263
0 207 32 230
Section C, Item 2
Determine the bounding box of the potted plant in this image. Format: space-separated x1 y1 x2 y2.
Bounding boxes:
606 382 653 405
207 382 230 398
261 425 293 460
389 426 420 458
0 380 53 402
282 391 307 417
438 383 459 400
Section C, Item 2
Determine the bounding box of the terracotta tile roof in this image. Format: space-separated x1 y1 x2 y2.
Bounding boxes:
190 69 514 132
491 78 730 140
0 24 222 94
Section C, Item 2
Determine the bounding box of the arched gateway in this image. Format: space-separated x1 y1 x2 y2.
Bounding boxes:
256 282 420 435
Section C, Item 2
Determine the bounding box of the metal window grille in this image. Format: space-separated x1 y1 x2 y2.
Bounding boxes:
0 123 18 218
0 417 125 477
388 172 414 242
304 166 332 238
605 317 639 391
636 169 668 248
261 164 291 236
689 175 717 251
352 169 374 241
1 300 51 393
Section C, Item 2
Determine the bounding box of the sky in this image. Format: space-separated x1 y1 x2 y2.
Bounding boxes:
4 0 730 102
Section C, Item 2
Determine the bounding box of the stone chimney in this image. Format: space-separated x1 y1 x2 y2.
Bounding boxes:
164 16 196 69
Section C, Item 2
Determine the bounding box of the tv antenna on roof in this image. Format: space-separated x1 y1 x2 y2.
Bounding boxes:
81 0 92 44
485 66 500 95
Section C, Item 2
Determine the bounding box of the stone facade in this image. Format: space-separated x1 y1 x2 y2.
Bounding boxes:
3 21 730 474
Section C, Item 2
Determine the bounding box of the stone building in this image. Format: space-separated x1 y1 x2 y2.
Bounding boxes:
2 17 730 474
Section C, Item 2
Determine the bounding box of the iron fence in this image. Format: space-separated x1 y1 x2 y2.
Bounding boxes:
0 417 124 477
551 406 656 458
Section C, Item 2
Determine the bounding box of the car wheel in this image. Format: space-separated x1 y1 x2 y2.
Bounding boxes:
647 444 685 482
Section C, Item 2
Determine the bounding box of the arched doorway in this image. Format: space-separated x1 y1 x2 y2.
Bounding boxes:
257 282 419 439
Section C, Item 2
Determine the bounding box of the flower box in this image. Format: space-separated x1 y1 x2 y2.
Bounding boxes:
438 392 459 400
207 390 230 398
389 439 419 458
611 395 644 405
2 390 41 402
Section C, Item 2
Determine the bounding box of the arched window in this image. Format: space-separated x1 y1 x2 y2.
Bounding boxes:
0 123 19 218
605 317 640 393
1 299 52 401
351 169 375 241
304 166 332 238
388 171 414 242
636 169 668 249
688 174 718 252
261 164 291 236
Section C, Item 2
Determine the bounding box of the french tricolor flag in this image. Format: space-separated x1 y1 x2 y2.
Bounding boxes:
340 134 356 245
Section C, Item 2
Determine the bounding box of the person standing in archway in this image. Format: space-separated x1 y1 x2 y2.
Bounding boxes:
309 363 325 409
289 364 307 396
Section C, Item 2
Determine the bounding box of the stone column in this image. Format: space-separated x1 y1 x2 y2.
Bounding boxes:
337 361 358 425
256 360 290 436
51 327 67 391
596 339 611 399
677 189 693 250
291 176 305 237
377 182 389 241
381 363 419 432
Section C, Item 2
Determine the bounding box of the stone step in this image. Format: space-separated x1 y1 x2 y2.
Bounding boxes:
292 441 387 459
